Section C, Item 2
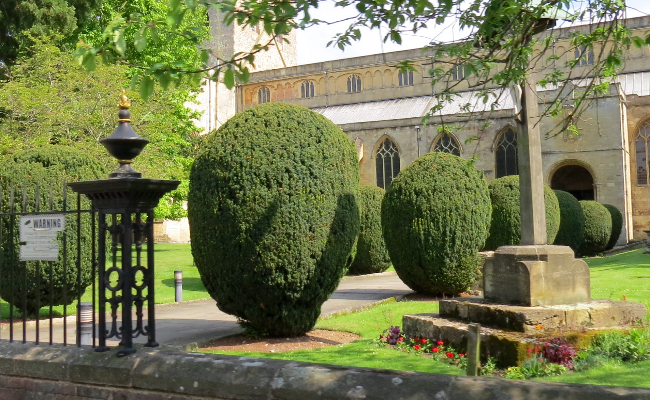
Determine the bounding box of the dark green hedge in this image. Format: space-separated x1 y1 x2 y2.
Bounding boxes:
188 102 359 337
553 190 585 253
484 175 560 250
349 185 391 275
0 148 98 315
578 201 612 257
381 152 491 295
603 204 623 251
14 145 107 180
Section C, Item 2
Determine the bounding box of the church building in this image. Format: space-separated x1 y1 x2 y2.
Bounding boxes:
198 14 650 246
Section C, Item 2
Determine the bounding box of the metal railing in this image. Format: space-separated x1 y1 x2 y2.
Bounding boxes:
0 182 97 347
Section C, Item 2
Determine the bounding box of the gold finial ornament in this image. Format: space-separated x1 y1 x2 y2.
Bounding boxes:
118 88 131 109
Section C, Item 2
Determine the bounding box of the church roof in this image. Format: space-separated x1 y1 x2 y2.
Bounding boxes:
312 90 515 125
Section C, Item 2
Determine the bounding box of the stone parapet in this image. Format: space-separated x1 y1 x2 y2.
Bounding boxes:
1 342 650 399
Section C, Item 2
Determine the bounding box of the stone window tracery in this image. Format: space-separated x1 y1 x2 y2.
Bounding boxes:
635 120 650 185
433 133 461 156
258 86 271 104
574 46 594 66
301 81 315 98
375 138 400 189
347 75 362 93
496 127 518 178
452 64 468 81
398 70 414 86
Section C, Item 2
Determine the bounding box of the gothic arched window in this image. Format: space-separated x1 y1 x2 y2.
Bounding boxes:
301 81 315 98
258 87 270 104
376 138 400 189
433 133 461 156
347 75 362 93
496 128 518 178
635 120 650 185
574 46 594 66
398 70 414 86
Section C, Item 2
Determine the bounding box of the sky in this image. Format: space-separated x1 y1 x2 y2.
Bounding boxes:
296 0 650 65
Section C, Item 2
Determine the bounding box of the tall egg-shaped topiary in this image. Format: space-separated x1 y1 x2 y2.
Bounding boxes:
349 185 391 275
483 175 560 250
188 102 359 337
553 190 585 253
578 201 612 257
381 152 491 295
603 204 623 251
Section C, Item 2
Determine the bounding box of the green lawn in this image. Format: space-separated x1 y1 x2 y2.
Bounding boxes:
534 359 650 388
585 249 650 305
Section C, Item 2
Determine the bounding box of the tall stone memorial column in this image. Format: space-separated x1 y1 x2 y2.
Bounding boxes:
482 73 591 306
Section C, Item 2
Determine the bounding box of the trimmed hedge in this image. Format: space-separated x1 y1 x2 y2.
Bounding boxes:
349 185 391 275
381 152 491 295
484 175 560 250
14 145 107 179
603 204 623 250
553 190 585 253
188 102 359 337
0 147 100 315
578 201 612 257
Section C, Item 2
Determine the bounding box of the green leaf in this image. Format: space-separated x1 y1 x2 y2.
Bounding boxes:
186 0 196 11
223 68 235 88
156 72 172 90
140 76 154 100
82 54 96 72
134 29 147 52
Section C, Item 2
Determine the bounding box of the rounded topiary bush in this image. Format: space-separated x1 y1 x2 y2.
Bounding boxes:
603 204 623 251
188 102 359 337
14 145 107 179
349 185 391 275
553 190 585 253
0 147 100 315
381 152 491 295
578 201 612 257
484 175 560 250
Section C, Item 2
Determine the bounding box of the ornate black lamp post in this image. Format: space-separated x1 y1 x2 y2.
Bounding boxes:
69 91 179 356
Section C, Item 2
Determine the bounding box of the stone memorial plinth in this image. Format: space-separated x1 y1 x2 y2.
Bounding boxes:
483 245 590 306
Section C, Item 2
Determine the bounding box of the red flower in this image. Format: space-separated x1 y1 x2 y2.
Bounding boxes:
414 337 420 342
397 337 404 343
437 341 444 346
414 345 421 350
446 352 454 359
380 335 385 339
421 338 427 344
458 353 465 357
432 347 439 353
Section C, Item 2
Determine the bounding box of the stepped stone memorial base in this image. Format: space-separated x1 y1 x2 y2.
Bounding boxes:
403 245 648 366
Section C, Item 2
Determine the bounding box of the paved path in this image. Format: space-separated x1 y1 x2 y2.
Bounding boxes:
2 272 412 349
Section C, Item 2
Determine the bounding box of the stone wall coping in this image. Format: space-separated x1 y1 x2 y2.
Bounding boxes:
1 342 649 399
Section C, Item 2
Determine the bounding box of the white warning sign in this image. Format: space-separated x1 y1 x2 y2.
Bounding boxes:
19 214 66 261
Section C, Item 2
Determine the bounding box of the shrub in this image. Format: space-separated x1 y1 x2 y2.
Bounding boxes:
0 148 99 315
188 102 359 336
14 145 107 179
553 190 585 253
349 185 391 275
603 204 623 250
381 152 491 295
484 175 560 250
578 201 612 256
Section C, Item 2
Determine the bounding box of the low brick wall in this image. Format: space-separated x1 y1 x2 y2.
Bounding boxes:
0 342 649 400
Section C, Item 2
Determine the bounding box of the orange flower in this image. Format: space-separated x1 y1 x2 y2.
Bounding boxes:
535 324 544 330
